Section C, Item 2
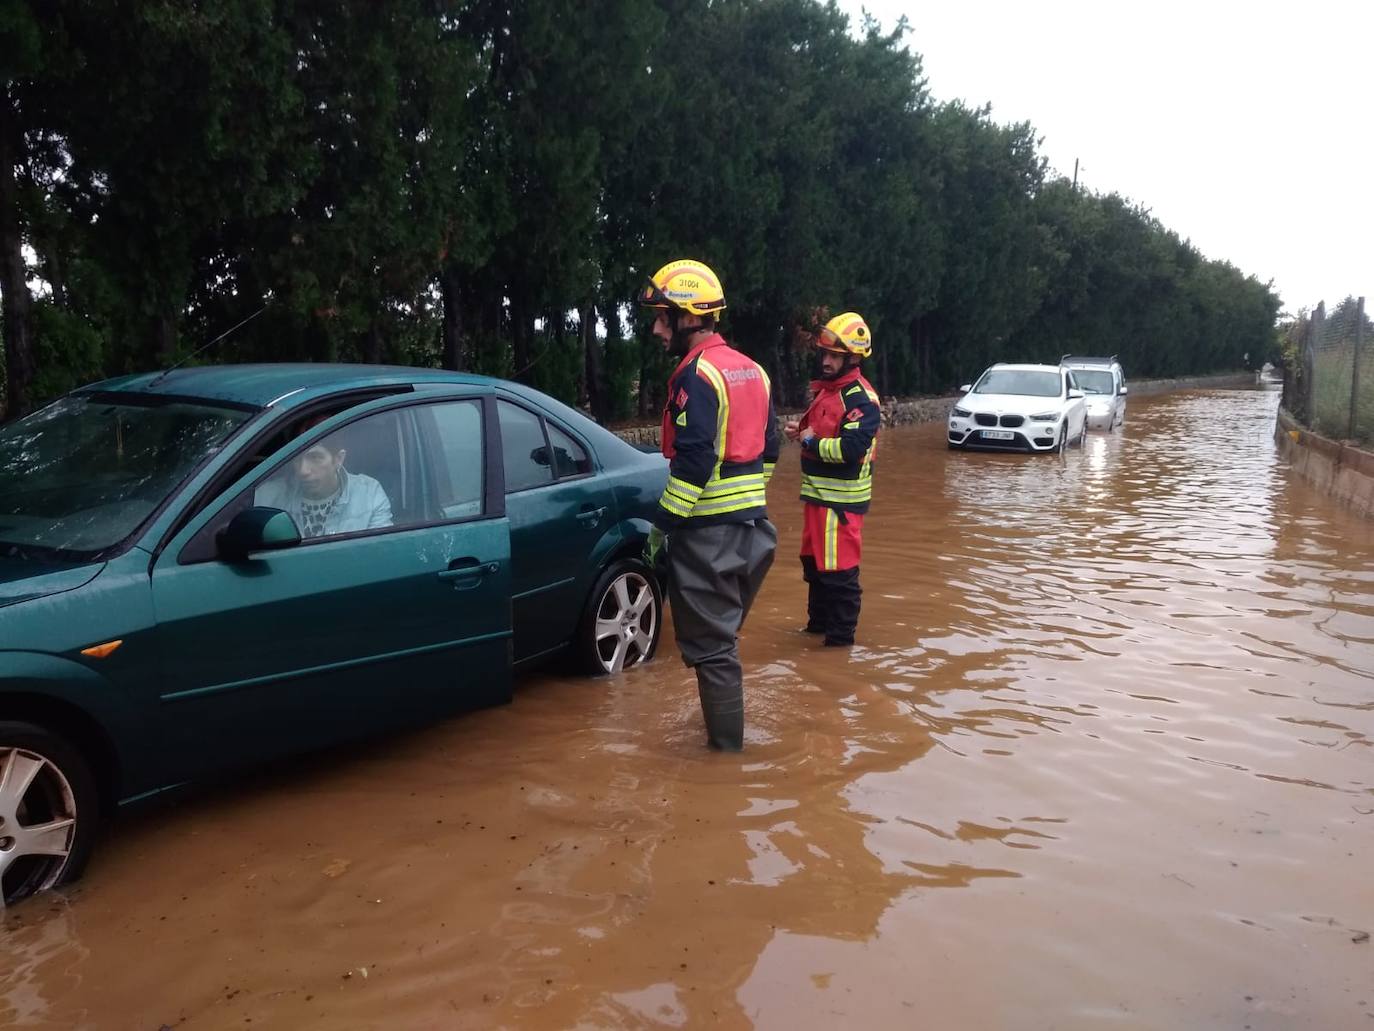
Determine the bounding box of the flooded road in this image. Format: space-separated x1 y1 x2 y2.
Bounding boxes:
3 386 1373 1030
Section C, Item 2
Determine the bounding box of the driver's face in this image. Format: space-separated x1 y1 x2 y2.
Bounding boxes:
295 445 343 498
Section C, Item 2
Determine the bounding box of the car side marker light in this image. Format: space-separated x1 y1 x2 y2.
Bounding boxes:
81 639 124 659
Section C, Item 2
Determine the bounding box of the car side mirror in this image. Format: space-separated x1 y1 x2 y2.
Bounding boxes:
1068 388 1084 399
218 507 301 561
959 384 972 393
1119 385 1129 395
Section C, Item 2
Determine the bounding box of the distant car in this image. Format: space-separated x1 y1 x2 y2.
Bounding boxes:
947 363 1088 453
0 364 668 905
1061 355 1127 430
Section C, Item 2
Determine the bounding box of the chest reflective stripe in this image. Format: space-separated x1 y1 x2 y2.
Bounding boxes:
801 377 878 507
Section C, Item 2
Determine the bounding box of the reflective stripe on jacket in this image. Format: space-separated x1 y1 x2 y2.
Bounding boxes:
799 368 880 513
657 334 780 529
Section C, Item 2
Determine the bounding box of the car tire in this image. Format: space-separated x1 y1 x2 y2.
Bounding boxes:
574 558 662 676
1056 427 1067 454
0 722 99 907
1077 421 1087 447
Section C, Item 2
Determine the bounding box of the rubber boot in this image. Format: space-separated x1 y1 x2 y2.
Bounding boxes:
820 566 862 646
801 555 827 633
695 654 744 751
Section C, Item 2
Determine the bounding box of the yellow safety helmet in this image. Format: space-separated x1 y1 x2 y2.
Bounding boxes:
818 311 872 359
639 259 727 317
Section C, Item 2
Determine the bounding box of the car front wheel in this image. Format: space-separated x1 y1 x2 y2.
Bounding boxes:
575 559 662 675
0 722 98 907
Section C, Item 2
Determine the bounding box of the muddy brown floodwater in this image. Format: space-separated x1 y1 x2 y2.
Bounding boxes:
3 386 1373 1030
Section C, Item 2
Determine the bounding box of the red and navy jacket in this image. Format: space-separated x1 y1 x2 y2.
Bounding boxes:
798 368 881 513
656 333 780 530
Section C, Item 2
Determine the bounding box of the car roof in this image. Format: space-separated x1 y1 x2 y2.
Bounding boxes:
1060 355 1120 367
82 363 503 409
985 363 1065 374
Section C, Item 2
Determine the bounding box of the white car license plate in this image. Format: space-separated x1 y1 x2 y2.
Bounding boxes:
982 429 1015 440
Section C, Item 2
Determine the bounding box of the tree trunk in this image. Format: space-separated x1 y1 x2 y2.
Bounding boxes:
439 263 465 370
907 316 921 396
638 336 658 419
0 87 35 420
583 302 609 423
909 313 932 396
363 319 384 365
553 308 573 399
307 313 336 363
35 233 69 309
155 308 178 366
510 294 532 383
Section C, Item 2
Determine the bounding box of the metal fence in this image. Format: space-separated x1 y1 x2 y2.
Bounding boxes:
1283 296 1371 445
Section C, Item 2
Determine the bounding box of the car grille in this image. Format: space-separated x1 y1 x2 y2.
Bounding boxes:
975 413 997 426
999 415 1024 428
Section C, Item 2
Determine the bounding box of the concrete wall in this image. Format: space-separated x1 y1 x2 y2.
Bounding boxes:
1275 408 1374 519
1123 371 1257 397
611 370 1259 448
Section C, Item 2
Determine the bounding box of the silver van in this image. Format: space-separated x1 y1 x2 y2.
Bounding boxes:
1061 355 1127 430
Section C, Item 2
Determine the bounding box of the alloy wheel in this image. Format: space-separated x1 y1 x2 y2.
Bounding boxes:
592 570 657 674
0 747 79 907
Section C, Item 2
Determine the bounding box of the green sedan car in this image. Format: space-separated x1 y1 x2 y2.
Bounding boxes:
0 364 667 906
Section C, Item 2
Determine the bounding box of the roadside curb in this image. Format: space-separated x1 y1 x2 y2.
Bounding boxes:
1275 408 1374 518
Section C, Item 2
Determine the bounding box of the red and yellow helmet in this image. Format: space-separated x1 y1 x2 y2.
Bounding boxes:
818 311 872 359
639 259 727 317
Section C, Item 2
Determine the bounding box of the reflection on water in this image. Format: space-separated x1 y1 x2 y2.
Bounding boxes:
3 388 1372 1030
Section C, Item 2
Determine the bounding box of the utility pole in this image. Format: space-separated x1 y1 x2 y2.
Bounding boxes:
1072 158 1079 190
1306 301 1324 427
1351 296 1365 441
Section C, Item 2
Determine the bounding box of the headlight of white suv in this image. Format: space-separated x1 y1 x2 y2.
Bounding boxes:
952 406 971 418
1028 411 1060 421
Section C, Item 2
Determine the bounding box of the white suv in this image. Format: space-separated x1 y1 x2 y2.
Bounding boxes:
948 363 1088 453
1061 355 1127 430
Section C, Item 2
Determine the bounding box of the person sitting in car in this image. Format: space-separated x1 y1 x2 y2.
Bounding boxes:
255 424 392 538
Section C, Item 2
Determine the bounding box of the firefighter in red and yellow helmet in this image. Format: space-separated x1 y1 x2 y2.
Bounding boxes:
639 259 779 752
783 312 881 646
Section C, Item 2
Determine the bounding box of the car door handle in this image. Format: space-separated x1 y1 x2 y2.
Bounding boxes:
576 506 607 527
438 558 500 589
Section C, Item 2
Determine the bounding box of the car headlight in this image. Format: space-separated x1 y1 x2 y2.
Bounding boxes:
1028 411 1060 421
952 406 971 418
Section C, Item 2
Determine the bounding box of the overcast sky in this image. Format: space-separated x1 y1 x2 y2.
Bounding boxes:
839 0 1370 315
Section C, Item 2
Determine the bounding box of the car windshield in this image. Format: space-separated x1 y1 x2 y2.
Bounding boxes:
0 393 252 558
1072 370 1116 395
972 370 1061 397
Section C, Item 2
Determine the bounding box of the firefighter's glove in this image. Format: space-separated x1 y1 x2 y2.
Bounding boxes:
643 526 667 574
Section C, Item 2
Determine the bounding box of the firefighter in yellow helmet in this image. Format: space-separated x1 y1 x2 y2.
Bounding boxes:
639 259 779 751
783 312 881 646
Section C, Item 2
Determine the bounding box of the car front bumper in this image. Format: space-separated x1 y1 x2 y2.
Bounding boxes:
947 421 1062 452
